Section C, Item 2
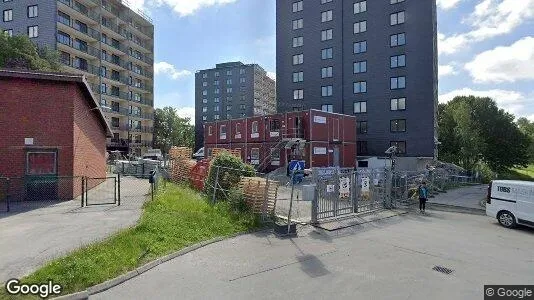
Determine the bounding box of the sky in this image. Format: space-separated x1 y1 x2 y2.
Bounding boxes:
129 0 534 123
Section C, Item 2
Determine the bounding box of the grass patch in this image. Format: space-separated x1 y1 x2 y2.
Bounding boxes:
501 165 534 181
0 183 259 299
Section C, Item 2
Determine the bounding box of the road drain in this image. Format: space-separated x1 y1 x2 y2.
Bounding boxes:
433 265 454 275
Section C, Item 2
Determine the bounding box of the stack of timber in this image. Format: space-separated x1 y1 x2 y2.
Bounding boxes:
238 177 278 215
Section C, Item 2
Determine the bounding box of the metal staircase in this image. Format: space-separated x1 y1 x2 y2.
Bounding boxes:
256 127 306 172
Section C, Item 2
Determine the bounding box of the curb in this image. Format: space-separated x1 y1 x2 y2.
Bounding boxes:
426 202 486 216
52 228 267 300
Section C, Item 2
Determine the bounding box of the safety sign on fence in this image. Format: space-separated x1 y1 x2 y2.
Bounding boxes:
339 176 350 199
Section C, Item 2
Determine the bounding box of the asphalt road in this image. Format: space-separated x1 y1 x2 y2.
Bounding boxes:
92 210 534 300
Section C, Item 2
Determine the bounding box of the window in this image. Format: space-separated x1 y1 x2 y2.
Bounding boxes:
240 68 245 75
202 99 208 104
391 11 405 25
220 125 227 137
202 73 208 79
226 113 232 119
3 29 12 36
391 33 406 46
292 18 303 30
321 29 333 41
391 0 405 4
251 148 260 163
293 54 304 65
214 88 220 94
354 101 367 113
391 76 406 89
214 80 219 86
292 1 303 12
226 70 232 76
235 123 242 134
28 5 38 18
321 48 333 59
321 0 332 3
203 82 208 87
293 89 304 100
214 106 220 112
391 55 406 68
390 141 406 154
226 96 232 102
202 107 208 113
208 126 213 136
321 85 333 97
321 66 333 78
226 87 233 93
353 61 367 73
240 77 246 83
226 105 232 111
226 79 232 85
203 116 207 121
202 90 208 96
354 21 367 33
240 104 246 110
59 51 70 65
321 10 332 22
354 41 367 54
293 71 304 82
391 97 406 111
293 36 304 47
357 141 368 155
214 115 220 120
321 104 333 112
214 97 220 103
358 121 368 134
353 81 367 94
354 1 367 14
270 119 281 131
271 148 281 164
214 71 219 77
390 119 406 132
3 9 13 22
58 31 71 45
100 66 107 77
252 121 259 133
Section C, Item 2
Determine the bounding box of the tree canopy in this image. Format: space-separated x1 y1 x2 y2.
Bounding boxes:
517 117 534 163
153 107 194 153
0 34 60 71
438 96 530 172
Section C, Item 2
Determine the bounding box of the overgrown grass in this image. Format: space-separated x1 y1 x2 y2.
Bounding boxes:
501 164 534 181
0 184 259 299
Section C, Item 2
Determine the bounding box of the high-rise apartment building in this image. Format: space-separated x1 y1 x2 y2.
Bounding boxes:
276 0 438 158
195 62 276 150
1 0 154 156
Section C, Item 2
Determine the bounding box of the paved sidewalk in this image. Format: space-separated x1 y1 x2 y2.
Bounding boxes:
92 210 534 300
428 185 487 210
0 176 150 282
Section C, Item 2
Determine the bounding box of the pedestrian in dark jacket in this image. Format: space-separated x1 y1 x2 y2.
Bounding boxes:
418 181 429 213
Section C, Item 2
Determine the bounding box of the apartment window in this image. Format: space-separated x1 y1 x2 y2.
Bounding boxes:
100 66 107 77
293 36 304 47
292 18 303 30
214 115 220 120
293 71 304 83
391 97 406 111
391 11 405 25
202 73 208 79
354 101 367 113
391 0 405 4
214 106 220 112
226 113 232 119
28 5 38 18
391 55 406 68
226 105 232 111
202 90 208 96
321 85 333 97
353 41 367 54
321 0 332 3
202 107 208 113
3 9 13 22
252 121 259 133
354 1 367 14
354 21 367 33
226 70 232 76
391 119 406 132
111 117 120 128
226 79 232 85
74 20 87 33
101 33 107 44
293 54 304 65
321 10 332 22
353 81 367 94
59 51 70 65
28 26 38 38
357 141 368 155
214 88 220 94
101 83 107 94
203 116 207 121
358 121 368 134
293 89 304 100
202 99 208 104
226 87 233 93
214 71 219 77
213 97 220 103
292 1 303 12
214 80 219 86
390 141 406 154
391 33 406 46
321 29 333 41
240 68 245 75
240 104 246 110
240 95 246 101
3 29 12 36
391 76 406 89
202 82 208 87
58 11 71 26
220 125 227 136
321 104 333 113
321 48 333 59
321 66 333 78
240 77 246 83
353 61 367 73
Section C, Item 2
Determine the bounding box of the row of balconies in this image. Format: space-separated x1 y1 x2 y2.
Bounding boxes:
109 139 152 147
102 106 154 120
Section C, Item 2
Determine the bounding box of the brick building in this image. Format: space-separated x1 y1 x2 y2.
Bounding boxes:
0 69 112 200
204 109 357 172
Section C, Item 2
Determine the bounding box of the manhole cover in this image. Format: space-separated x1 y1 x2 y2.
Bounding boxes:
433 265 454 275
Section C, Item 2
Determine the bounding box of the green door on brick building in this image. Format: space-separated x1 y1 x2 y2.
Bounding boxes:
25 151 58 201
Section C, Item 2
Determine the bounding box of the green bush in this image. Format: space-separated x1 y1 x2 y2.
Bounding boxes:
475 162 496 183
204 152 255 202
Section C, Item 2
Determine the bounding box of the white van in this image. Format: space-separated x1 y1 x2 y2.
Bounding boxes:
486 180 534 228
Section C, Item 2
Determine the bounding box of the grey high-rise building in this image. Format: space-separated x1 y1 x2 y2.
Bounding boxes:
276 0 438 158
1 0 154 157
195 62 276 150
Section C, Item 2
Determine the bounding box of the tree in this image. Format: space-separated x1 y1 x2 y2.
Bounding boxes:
517 117 534 163
0 33 60 71
438 96 529 172
153 107 194 153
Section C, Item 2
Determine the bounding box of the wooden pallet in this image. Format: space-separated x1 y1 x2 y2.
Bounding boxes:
171 159 197 183
237 177 278 215
169 147 192 160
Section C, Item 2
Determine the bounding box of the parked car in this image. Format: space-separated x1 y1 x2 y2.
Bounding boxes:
192 147 205 160
486 180 534 228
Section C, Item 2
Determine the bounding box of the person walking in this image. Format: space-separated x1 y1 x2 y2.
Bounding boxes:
418 181 429 213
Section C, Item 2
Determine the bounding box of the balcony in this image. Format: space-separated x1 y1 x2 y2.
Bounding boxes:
101 19 128 39
129 51 153 66
57 13 100 41
57 35 100 59
58 0 99 23
101 54 128 69
60 57 99 76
